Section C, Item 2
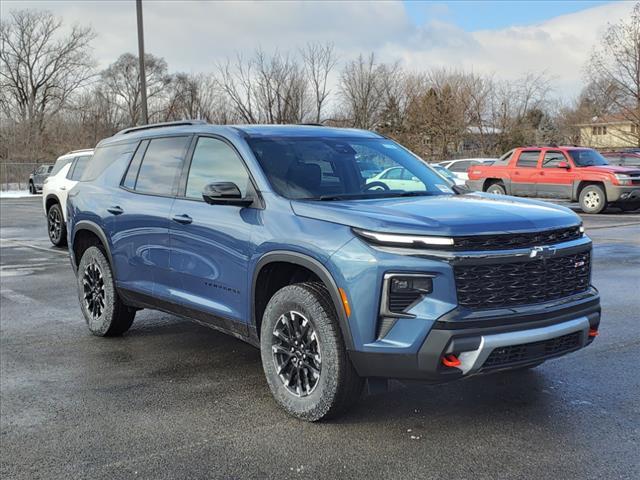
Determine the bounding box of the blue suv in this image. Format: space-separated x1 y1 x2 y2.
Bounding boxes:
67 121 600 421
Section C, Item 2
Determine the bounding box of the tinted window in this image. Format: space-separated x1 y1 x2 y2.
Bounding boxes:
51 157 74 176
516 151 540 168
68 155 92 181
134 136 189 195
81 142 136 181
568 149 609 167
185 137 250 199
542 151 567 168
449 161 471 172
249 136 452 200
122 140 149 189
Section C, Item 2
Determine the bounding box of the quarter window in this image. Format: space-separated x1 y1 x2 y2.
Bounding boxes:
185 137 250 199
449 161 471 172
134 136 190 196
516 151 540 168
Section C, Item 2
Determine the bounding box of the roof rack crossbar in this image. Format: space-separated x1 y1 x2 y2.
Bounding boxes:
116 120 208 135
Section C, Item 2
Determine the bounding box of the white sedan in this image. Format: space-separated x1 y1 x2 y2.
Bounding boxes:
437 158 496 181
366 166 426 191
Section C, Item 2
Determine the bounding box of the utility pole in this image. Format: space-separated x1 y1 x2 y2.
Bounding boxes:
136 0 148 125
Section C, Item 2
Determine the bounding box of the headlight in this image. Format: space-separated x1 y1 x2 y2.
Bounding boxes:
354 228 454 247
614 174 632 186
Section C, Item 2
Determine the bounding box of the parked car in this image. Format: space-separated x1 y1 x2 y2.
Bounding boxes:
437 158 496 182
366 166 424 190
42 149 93 246
28 164 53 194
68 121 600 421
601 151 640 168
467 146 640 213
431 164 466 187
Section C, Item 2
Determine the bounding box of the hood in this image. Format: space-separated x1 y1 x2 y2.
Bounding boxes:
291 193 580 236
580 165 640 174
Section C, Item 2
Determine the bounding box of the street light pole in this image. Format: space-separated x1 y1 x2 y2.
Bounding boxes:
136 0 149 125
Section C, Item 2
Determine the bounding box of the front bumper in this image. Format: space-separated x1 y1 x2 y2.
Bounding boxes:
604 184 640 202
349 291 600 381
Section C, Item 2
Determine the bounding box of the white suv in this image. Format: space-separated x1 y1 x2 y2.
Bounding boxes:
437 158 496 182
43 149 93 246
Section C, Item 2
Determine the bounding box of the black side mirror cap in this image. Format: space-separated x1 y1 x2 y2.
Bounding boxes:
202 182 253 207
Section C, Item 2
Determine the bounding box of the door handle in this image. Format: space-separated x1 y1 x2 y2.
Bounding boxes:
172 214 193 225
60 186 67 190
107 206 124 215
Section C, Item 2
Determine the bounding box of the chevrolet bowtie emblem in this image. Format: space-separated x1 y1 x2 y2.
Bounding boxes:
529 245 556 259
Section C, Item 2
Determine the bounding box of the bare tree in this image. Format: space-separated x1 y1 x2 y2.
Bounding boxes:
340 53 395 129
101 53 172 126
587 2 640 146
216 49 309 124
0 10 95 133
301 42 337 123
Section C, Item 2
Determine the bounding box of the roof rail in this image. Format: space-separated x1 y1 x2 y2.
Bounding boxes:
64 148 94 155
116 120 208 136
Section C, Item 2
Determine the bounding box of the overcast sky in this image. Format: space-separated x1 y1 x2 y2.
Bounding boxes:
3 1 634 98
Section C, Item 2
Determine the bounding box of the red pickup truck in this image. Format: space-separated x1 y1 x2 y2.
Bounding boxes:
466 146 640 213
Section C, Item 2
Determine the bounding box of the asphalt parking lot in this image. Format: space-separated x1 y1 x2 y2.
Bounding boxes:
1 196 639 480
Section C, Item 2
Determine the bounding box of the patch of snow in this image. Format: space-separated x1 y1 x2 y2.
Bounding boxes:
0 190 40 198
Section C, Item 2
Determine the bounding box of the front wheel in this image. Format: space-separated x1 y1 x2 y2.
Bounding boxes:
260 282 364 421
77 246 135 336
29 182 35 194
47 203 67 247
579 185 606 214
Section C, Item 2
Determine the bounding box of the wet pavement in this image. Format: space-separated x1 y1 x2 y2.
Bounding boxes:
1 197 639 479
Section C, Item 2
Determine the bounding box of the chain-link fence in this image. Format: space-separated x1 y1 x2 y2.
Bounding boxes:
0 162 41 192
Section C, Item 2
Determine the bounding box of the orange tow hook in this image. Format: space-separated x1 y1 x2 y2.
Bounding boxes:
588 328 599 338
442 354 461 368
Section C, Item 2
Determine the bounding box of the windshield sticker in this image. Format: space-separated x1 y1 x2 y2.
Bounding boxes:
436 184 452 193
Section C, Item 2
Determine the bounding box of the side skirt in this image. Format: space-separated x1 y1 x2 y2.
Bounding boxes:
118 287 259 348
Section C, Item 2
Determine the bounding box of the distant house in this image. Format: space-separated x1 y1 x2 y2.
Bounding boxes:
577 115 639 149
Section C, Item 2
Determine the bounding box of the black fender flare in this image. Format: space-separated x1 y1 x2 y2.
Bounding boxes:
44 194 60 211
71 220 114 274
252 251 355 350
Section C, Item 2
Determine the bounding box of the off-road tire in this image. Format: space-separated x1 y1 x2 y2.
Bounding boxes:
47 203 67 247
260 282 364 421
579 184 607 214
486 182 506 195
77 246 135 337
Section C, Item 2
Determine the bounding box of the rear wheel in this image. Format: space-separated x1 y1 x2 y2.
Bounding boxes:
260 282 364 421
47 203 67 247
29 182 35 194
486 182 506 195
77 246 135 336
579 184 606 214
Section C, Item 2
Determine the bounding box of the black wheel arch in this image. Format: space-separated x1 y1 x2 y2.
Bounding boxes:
45 194 61 212
71 221 114 274
252 251 355 350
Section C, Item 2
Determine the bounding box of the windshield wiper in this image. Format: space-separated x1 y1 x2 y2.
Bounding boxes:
315 191 441 201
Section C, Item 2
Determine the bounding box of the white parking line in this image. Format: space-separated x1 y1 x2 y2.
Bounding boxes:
0 238 69 256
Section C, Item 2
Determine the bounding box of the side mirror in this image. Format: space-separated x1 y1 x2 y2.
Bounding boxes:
557 161 570 169
202 182 252 207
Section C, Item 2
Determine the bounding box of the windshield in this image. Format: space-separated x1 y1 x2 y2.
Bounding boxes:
568 149 609 167
248 137 453 200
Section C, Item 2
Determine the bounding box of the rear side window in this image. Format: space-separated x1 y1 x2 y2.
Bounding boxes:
516 151 540 168
131 136 190 196
122 140 149 189
50 157 73 176
67 155 92 181
81 142 136 181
